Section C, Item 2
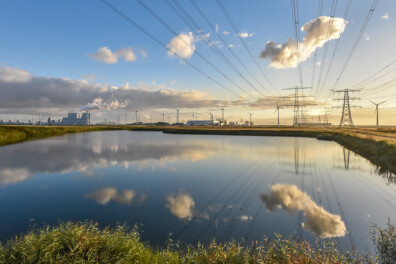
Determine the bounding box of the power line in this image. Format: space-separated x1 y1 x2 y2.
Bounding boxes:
315 0 338 97
290 0 303 87
319 0 352 97
216 0 278 93
332 0 380 90
190 0 276 96
135 0 256 99
164 0 266 97
349 59 396 90
310 0 324 89
99 0 241 98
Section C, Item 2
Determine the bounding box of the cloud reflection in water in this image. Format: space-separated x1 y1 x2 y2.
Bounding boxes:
260 184 346 238
86 187 146 205
166 193 195 220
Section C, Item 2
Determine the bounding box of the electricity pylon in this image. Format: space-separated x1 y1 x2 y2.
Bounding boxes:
248 112 253 126
332 89 361 127
282 86 312 126
370 101 386 127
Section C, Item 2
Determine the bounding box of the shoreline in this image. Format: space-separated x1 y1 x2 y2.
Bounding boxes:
1 125 396 177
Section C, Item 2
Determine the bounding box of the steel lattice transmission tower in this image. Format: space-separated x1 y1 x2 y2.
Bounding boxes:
332 89 361 127
281 86 313 126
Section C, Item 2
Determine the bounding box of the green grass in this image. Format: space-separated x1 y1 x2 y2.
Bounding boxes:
0 221 383 264
0 125 127 147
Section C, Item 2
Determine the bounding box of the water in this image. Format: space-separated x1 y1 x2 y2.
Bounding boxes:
0 131 395 252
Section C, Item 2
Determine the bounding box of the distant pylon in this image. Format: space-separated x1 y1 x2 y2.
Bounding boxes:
220 107 224 123
332 89 361 127
176 109 179 123
281 86 312 126
248 112 253 126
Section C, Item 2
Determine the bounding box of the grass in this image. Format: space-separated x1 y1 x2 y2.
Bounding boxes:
0 125 127 146
1 221 388 264
370 219 396 264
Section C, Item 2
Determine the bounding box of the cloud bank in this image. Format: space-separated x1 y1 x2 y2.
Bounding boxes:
260 184 346 238
261 16 347 69
0 67 236 112
89 46 136 64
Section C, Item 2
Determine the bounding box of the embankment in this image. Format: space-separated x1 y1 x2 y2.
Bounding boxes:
0 125 126 146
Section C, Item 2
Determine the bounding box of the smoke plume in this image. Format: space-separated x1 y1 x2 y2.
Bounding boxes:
80 97 127 111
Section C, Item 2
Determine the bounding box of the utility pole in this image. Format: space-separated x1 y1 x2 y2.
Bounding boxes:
370 101 386 127
220 108 224 124
332 89 361 127
248 113 253 126
31 107 34 125
162 113 165 122
135 110 138 124
281 87 312 126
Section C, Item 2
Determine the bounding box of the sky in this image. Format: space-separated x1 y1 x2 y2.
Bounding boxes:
0 0 395 125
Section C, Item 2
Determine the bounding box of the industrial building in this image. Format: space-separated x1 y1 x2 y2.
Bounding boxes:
60 112 90 125
185 120 213 126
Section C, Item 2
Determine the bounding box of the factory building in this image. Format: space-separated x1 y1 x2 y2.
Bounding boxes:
60 112 90 126
185 120 213 126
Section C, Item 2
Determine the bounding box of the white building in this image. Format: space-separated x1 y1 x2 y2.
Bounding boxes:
185 120 213 126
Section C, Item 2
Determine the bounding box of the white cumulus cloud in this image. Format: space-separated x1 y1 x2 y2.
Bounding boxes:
260 16 347 69
236 31 255 38
89 46 137 64
167 32 196 59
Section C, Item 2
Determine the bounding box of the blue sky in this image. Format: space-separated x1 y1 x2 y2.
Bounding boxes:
0 0 395 124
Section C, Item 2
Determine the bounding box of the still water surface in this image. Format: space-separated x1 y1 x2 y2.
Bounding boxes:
0 131 395 252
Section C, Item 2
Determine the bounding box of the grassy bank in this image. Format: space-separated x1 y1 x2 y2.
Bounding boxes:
0 125 127 146
155 127 396 177
3 221 393 264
